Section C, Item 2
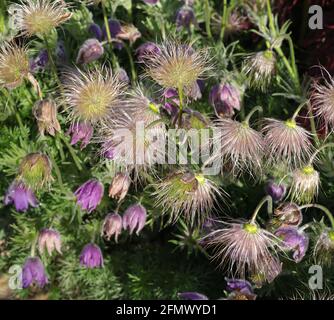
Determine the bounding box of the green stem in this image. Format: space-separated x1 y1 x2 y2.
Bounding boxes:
30 235 38 257
177 85 184 127
308 103 321 147
204 0 212 39
250 195 273 224
291 101 307 120
102 2 112 43
2 88 24 131
220 0 228 40
49 152 64 189
43 35 62 89
287 35 299 83
266 0 276 36
124 43 136 82
59 134 83 171
300 204 334 229
244 105 263 125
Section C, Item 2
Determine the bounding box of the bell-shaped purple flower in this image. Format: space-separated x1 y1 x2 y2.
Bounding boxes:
76 38 104 64
74 179 104 213
178 292 209 300
38 229 62 256
4 181 38 212
80 243 104 268
136 42 161 62
265 180 286 202
102 213 123 242
123 204 147 235
22 257 48 289
67 122 94 150
209 83 241 118
102 19 121 39
275 226 309 262
29 49 49 73
176 5 196 30
225 278 256 300
88 23 103 41
109 173 131 202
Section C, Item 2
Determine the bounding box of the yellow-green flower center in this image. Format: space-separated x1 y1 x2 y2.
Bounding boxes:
149 102 159 114
285 119 297 129
328 230 334 242
243 223 258 234
302 165 315 175
195 174 205 185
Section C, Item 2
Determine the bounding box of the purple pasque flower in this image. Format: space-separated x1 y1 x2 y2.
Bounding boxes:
102 19 123 50
29 49 49 73
136 42 161 63
275 226 309 262
265 180 286 202
102 213 123 242
209 83 241 118
79 243 104 268
22 257 48 289
116 68 130 84
226 278 256 300
74 179 104 213
38 229 62 256
67 122 94 150
4 180 38 212
123 204 147 235
76 38 104 64
178 292 209 300
88 23 103 41
176 5 196 30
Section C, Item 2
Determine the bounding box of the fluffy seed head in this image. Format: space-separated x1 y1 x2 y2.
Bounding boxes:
62 67 126 124
314 229 334 266
0 41 30 89
207 119 264 177
153 170 222 225
290 165 320 204
312 75 334 127
204 220 283 280
262 118 313 169
8 0 72 36
242 50 276 91
143 41 211 91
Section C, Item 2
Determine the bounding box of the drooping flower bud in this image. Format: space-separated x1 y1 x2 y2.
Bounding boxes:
178 292 209 300
38 229 62 256
123 203 147 235
74 179 104 213
136 42 161 63
102 213 123 242
4 180 38 212
29 49 49 73
76 38 104 64
108 173 131 202
116 68 130 84
67 122 93 150
18 153 52 189
273 202 303 227
33 99 61 136
22 257 48 289
79 243 104 268
209 83 241 118
275 226 309 262
265 180 286 202
176 5 196 30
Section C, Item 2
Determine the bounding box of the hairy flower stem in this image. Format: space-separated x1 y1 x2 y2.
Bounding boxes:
204 0 212 39
244 105 263 125
59 134 83 171
102 2 112 43
300 204 334 229
43 35 62 90
309 143 334 165
308 103 321 147
177 85 184 127
291 101 307 120
250 195 273 224
30 235 38 257
220 0 228 40
124 43 136 82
